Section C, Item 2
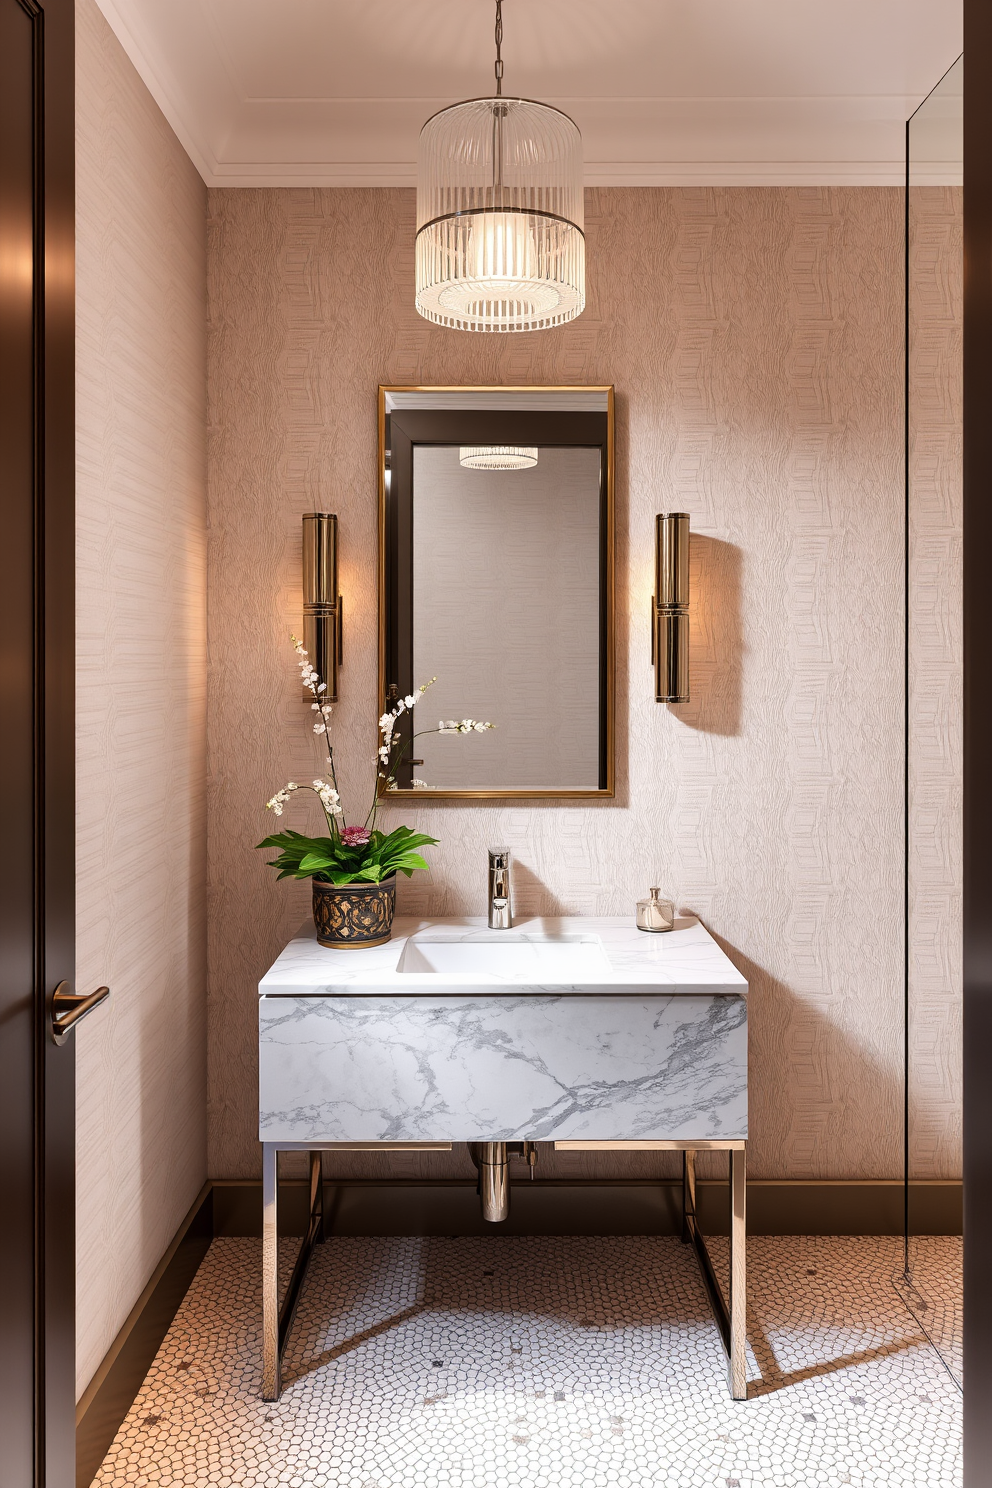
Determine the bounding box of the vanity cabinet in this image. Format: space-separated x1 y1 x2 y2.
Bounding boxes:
257 916 748 1401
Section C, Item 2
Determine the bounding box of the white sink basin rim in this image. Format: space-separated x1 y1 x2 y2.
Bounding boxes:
396 933 613 979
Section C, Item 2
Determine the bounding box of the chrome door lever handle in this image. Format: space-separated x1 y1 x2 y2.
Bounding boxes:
51 980 110 1045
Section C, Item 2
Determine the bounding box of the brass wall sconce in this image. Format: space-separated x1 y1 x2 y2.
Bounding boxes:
652 512 689 703
302 512 342 701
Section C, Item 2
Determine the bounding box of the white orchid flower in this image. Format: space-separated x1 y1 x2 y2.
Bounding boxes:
438 718 494 735
266 779 304 814
267 643 496 848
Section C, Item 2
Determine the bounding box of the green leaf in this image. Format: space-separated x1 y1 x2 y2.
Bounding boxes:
388 852 430 874
257 829 347 881
376 826 439 855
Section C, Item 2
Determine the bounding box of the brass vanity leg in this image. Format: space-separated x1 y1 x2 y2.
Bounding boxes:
262 1142 280 1401
309 1150 324 1242
681 1149 697 1243
728 1147 747 1400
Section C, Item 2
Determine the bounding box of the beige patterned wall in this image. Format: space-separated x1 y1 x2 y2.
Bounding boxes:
207 185 908 1186
75 0 208 1398
908 186 963 1180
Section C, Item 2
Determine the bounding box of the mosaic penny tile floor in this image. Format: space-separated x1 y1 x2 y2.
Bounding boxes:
92 1234 962 1488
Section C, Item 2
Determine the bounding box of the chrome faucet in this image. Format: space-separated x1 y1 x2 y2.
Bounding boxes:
488 847 511 929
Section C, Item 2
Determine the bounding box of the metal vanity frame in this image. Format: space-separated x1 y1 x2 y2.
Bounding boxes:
261 1136 747 1403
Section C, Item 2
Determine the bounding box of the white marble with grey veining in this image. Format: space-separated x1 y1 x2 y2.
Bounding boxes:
258 917 747 1143
258 915 748 996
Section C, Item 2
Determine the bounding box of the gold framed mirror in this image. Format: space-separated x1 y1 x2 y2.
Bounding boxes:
378 386 615 799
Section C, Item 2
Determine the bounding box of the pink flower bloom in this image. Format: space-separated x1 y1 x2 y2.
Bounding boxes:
340 825 372 847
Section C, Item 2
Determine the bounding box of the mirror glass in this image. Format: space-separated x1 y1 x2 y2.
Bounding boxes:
379 388 614 797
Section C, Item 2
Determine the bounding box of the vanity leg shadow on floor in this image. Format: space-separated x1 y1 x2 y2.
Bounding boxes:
261 1142 749 1403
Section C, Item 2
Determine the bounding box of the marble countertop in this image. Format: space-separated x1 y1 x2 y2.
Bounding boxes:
258 915 747 997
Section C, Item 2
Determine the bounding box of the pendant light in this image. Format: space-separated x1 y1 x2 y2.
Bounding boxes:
415 0 585 333
459 446 539 470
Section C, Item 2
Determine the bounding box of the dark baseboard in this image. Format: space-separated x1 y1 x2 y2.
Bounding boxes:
212 1176 963 1240
76 1175 962 1485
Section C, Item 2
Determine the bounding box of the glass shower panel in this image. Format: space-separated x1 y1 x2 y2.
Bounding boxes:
905 55 963 1386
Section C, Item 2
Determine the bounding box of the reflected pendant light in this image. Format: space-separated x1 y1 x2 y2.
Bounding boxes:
415 0 585 333
459 446 539 470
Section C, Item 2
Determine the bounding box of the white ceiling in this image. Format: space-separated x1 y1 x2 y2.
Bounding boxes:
94 0 963 187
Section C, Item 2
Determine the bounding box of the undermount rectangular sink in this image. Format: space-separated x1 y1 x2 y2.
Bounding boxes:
396 933 613 979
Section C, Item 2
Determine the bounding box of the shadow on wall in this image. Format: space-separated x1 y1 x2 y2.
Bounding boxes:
510 860 594 918
696 924 903 1185
668 535 743 737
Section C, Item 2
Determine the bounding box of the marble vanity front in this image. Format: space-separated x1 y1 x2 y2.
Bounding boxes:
258 915 748 1145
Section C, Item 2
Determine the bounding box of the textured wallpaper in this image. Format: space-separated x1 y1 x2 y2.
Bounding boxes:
908 186 963 1180
206 184 909 1187
75 0 208 1398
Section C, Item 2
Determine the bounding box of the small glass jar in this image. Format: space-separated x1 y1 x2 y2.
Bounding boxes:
636 887 675 933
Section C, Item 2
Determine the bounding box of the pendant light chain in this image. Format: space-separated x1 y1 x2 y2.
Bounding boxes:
491 0 506 203
494 0 504 97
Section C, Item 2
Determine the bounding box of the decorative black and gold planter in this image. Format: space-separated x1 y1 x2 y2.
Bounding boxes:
312 875 396 949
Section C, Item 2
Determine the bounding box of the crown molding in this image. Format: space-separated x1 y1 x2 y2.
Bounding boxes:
203 160 911 189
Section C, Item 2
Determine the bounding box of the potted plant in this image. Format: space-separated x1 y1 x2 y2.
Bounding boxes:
257 637 493 948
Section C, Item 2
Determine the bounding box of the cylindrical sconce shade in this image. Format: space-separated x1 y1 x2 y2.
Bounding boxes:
302 513 342 701
303 512 337 606
655 511 690 611
653 513 690 703
654 611 689 704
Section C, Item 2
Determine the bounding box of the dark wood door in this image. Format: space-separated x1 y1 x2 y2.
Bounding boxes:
0 1 76 1483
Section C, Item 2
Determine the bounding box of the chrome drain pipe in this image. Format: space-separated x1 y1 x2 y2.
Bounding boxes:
474 1142 510 1222
471 1141 536 1222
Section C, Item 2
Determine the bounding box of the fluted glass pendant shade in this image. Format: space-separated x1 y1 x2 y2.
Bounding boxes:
416 97 585 333
459 446 538 470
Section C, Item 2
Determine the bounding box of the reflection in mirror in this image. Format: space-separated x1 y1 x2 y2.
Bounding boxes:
379 388 614 797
